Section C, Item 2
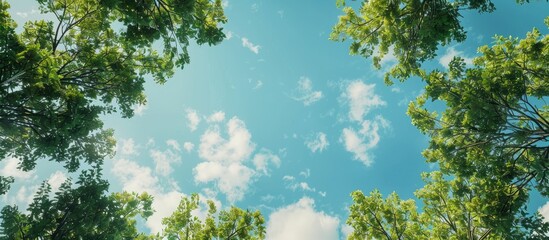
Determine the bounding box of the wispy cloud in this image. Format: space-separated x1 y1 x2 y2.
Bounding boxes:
207 111 226 123
305 132 329 153
242 38 260 54
292 77 323 106
343 81 386 122
439 46 474 68
0 157 35 180
252 148 281 175
225 31 233 40
150 146 181 177
186 108 201 131
15 9 39 18
341 115 389 166
133 102 148 116
118 138 139 156
183 142 195 153
340 81 389 166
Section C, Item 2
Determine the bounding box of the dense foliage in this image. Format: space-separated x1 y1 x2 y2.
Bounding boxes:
333 0 549 238
0 0 226 193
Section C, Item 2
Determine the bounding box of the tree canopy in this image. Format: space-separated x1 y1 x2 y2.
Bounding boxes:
330 0 542 84
0 0 226 193
347 171 549 240
408 19 549 221
0 167 154 239
333 0 549 238
160 194 265 240
0 167 266 239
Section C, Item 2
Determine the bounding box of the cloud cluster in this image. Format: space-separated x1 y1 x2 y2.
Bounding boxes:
341 116 389 166
344 81 386 122
150 143 181 177
194 113 280 202
292 77 323 106
112 138 226 234
282 170 326 197
340 81 389 166
253 149 281 175
266 197 340 240
305 132 329 153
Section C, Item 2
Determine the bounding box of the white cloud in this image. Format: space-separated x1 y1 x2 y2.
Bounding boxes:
391 87 401 93
283 175 295 181
207 111 226 123
292 77 323 106
195 162 254 203
15 185 38 206
242 38 260 54
0 157 34 180
198 117 255 163
341 116 389 166
186 108 201 132
166 139 181 152
266 197 340 240
112 158 183 233
222 0 229 8
195 117 258 203
253 80 263 90
225 31 233 40
252 149 281 175
539 202 549 222
341 224 354 239
133 101 147 116
150 148 181 177
47 171 67 192
439 46 474 68
377 46 397 67
299 169 311 178
305 132 329 153
291 182 315 192
119 138 139 156
183 142 195 153
15 9 39 18
343 81 386 122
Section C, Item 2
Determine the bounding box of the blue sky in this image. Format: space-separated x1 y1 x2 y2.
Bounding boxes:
2 0 548 239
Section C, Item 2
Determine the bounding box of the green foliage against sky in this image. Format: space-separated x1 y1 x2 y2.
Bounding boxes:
0 167 265 240
0 0 548 239
348 172 549 240
330 0 544 84
161 193 265 240
0 166 153 239
0 0 226 194
333 0 548 238
408 22 549 218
